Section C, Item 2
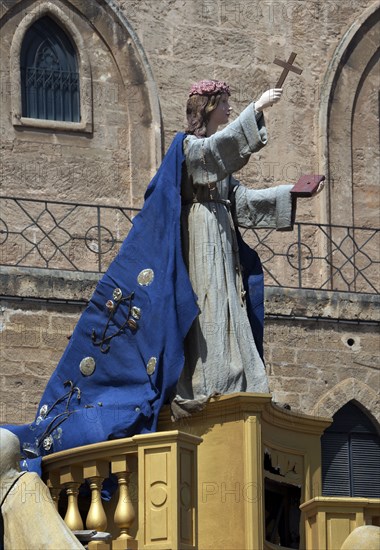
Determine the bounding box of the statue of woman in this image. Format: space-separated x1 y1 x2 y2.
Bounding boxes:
4 81 322 464
172 80 320 417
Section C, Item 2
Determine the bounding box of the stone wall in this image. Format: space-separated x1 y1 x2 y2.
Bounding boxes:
0 302 83 424
0 0 379 428
1 0 378 279
0 0 161 207
264 289 380 422
1 271 378 426
0 268 97 424
2 0 378 217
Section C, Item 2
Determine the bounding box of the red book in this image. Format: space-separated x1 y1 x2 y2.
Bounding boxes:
291 174 326 197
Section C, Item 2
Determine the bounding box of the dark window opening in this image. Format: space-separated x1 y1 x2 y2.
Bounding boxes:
265 478 301 549
20 16 80 122
264 452 283 476
322 401 380 498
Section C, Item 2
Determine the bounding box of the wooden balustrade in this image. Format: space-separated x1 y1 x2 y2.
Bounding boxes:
46 470 61 510
42 430 202 550
111 455 137 549
60 465 84 531
83 460 109 536
300 496 380 550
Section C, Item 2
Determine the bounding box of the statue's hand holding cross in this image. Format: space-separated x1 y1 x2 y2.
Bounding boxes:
255 88 283 112
255 52 303 112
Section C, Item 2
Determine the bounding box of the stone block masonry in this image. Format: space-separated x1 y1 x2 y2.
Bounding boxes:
1 272 378 426
264 288 380 422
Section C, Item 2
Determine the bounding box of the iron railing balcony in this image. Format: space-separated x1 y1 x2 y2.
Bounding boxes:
0 196 378 295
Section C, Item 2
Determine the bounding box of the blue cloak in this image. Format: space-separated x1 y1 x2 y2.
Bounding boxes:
5 133 264 473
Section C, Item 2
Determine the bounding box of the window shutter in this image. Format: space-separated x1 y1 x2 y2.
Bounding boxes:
351 434 380 498
322 433 350 496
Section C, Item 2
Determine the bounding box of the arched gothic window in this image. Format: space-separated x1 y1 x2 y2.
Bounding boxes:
322 401 380 498
20 16 80 122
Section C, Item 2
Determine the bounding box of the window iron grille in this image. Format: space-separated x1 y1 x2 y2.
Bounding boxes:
20 16 80 122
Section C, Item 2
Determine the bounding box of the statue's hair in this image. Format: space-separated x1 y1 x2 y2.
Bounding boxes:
185 93 223 138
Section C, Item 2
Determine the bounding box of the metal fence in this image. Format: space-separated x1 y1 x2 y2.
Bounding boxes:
1 196 379 294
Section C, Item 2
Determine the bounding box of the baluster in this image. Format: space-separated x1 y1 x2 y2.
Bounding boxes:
60 465 84 530
83 460 108 532
45 470 61 510
111 454 138 549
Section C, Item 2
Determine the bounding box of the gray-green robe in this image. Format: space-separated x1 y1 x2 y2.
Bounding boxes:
174 103 294 413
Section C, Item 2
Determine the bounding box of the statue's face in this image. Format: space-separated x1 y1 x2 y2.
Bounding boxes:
208 93 231 128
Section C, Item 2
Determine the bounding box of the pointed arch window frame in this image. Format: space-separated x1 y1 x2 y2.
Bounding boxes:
318 3 379 227
10 3 93 133
321 401 380 499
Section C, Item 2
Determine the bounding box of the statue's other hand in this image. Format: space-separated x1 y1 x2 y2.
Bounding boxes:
315 181 325 195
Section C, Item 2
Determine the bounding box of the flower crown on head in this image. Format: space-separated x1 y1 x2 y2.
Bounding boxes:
189 79 231 97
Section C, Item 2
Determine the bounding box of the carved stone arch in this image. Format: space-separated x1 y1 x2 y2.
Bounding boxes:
319 3 380 228
89 0 163 202
9 1 93 132
103 0 163 170
311 378 380 425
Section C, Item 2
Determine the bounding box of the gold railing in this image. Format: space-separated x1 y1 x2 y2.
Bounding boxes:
300 496 380 550
42 430 202 550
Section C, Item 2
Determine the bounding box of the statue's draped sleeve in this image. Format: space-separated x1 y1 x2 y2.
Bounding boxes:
234 182 295 230
184 103 267 184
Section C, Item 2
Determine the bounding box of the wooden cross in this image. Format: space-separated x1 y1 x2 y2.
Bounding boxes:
273 52 303 87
